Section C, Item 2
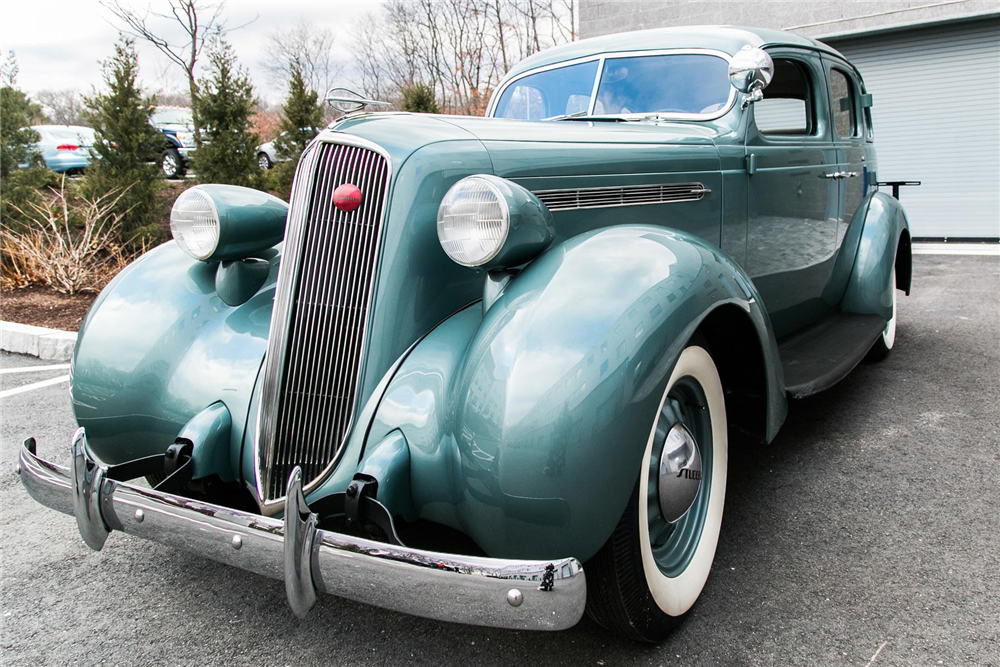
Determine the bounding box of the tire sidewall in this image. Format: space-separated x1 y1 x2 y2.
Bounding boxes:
882 267 897 349
638 345 728 617
162 149 180 179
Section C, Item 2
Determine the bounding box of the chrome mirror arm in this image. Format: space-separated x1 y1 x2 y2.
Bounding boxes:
740 89 764 110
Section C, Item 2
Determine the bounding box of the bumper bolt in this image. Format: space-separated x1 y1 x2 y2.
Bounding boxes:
232 535 243 550
134 509 144 523
507 589 523 607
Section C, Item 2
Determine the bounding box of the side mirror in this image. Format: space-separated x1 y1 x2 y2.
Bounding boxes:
729 46 774 109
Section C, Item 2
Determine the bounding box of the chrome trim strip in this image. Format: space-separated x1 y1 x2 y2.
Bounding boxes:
19 436 587 632
488 48 737 122
532 182 710 211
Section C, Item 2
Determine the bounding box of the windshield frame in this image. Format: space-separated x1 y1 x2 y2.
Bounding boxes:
488 48 738 122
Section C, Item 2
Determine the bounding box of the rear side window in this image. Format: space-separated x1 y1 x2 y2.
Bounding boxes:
754 58 815 136
830 68 857 138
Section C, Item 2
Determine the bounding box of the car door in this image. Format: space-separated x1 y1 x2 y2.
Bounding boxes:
825 58 869 260
744 50 840 338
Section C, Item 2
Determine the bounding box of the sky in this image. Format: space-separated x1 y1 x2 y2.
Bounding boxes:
1 0 381 105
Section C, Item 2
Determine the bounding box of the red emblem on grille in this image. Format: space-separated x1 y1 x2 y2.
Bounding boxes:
333 183 362 211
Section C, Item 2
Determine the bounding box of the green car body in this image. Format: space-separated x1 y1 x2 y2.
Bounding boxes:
32 26 910 633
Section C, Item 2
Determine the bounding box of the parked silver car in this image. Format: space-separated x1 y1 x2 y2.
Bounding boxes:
29 125 97 173
256 127 325 170
256 138 277 170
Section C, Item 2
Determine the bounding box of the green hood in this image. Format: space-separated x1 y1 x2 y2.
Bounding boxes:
330 113 724 410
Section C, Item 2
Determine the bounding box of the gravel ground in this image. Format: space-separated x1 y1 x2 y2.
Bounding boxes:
1 254 997 667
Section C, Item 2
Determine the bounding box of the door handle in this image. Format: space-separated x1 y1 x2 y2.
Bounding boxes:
821 171 860 179
822 172 842 179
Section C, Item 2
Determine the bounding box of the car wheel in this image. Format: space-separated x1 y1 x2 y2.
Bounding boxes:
258 152 273 170
161 148 185 179
586 344 728 642
866 266 897 362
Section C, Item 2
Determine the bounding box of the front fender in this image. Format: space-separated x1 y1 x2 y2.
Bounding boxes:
71 242 277 481
841 192 910 319
364 226 782 562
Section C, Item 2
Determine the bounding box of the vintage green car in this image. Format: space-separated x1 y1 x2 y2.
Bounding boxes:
19 26 910 642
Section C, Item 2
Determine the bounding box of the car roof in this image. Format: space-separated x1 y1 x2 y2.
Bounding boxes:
32 125 94 132
502 25 850 80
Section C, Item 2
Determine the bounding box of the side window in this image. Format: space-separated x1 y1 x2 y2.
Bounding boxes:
830 68 857 138
754 58 815 136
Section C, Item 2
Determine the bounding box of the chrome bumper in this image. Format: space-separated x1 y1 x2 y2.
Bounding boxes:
18 430 586 631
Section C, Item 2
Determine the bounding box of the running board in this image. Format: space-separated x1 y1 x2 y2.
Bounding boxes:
778 313 886 398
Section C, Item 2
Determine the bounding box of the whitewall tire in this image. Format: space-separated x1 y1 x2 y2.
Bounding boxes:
586 344 728 641
867 267 898 361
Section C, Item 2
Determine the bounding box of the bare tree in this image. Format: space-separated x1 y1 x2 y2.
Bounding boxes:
352 0 575 116
262 19 342 101
102 0 254 144
152 90 192 107
36 90 87 126
549 0 577 43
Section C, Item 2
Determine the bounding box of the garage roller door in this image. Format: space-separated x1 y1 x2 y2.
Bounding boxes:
826 19 1000 239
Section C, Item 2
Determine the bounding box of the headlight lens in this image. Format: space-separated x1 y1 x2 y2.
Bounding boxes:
170 187 220 260
175 132 195 147
437 177 509 267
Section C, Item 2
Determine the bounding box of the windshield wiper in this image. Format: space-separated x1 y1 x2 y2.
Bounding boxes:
542 110 590 121
545 113 629 123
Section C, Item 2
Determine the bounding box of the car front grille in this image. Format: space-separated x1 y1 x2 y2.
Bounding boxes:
256 139 390 504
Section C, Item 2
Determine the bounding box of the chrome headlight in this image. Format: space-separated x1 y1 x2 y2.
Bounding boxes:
437 176 510 267
170 185 289 262
437 175 554 271
170 187 220 260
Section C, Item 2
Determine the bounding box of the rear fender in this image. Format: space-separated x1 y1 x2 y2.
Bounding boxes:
840 192 910 319
361 226 784 562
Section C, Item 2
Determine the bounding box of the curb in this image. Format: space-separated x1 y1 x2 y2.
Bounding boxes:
912 242 1000 256
0 321 77 361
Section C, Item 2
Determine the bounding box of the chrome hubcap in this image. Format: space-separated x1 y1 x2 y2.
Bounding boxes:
657 423 703 523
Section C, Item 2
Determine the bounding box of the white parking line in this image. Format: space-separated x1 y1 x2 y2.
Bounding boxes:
0 364 71 374
0 375 70 399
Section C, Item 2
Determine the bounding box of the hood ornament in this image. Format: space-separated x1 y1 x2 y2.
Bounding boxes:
324 87 392 115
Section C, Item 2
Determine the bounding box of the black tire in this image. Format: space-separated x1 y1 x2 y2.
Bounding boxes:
257 152 273 170
161 147 185 179
585 345 728 642
866 267 897 362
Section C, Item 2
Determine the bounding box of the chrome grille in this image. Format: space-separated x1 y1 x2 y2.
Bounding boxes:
533 182 709 211
257 140 390 504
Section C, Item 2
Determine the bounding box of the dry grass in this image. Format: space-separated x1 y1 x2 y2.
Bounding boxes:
1 176 147 294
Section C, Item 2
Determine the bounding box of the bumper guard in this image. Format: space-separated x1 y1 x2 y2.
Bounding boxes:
18 429 586 631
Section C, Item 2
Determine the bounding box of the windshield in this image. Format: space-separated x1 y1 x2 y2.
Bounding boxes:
493 53 733 120
152 108 193 126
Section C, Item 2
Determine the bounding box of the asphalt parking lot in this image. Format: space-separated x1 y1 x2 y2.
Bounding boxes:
1 254 997 667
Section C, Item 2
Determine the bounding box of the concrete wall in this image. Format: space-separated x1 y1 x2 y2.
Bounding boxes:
579 1 1000 40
